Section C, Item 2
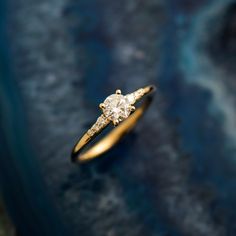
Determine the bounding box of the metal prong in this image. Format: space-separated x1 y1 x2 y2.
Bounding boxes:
131 106 136 112
99 103 105 109
116 89 122 95
113 120 119 126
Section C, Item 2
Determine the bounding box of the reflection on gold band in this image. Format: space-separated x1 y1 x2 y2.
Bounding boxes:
71 85 156 163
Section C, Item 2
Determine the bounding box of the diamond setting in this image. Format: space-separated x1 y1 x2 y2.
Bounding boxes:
87 114 109 137
101 92 134 125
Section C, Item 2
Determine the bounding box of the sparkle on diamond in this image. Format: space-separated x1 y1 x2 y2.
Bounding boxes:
102 94 131 122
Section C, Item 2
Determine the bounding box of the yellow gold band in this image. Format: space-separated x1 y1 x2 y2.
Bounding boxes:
71 85 156 163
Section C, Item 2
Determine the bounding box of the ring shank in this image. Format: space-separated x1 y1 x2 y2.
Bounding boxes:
71 85 155 163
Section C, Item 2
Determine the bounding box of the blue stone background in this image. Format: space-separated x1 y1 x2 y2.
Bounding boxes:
0 0 236 235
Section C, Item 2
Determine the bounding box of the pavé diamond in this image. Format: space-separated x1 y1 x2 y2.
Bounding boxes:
126 93 136 104
102 94 132 124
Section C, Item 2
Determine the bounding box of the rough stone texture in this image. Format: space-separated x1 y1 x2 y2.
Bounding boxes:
0 0 236 235
0 200 15 236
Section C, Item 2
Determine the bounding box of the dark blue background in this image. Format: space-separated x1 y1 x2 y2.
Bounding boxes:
0 0 236 235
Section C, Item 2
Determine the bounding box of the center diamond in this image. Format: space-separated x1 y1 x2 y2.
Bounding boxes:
102 94 131 124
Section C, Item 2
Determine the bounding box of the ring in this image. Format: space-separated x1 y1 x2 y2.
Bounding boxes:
71 85 156 163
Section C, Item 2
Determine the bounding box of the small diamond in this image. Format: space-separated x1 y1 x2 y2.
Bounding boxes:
87 129 94 137
125 93 136 104
102 94 132 124
87 115 109 137
97 117 105 128
134 89 144 99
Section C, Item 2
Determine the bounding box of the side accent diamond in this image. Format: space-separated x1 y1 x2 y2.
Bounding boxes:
133 88 145 101
125 93 136 104
87 115 109 137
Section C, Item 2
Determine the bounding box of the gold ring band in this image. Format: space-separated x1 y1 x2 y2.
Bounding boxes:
71 85 156 163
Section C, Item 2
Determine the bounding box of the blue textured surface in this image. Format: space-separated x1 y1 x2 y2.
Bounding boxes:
0 0 236 235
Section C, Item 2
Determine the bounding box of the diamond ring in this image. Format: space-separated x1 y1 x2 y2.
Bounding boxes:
71 85 156 163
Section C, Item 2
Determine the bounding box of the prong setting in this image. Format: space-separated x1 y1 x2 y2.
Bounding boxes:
99 103 105 109
116 89 122 95
101 89 135 126
113 120 119 126
131 106 136 112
